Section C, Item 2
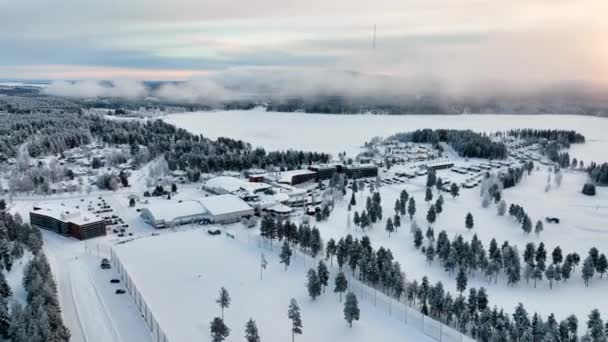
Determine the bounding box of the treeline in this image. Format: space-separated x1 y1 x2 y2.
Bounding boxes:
391 129 507 159
0 212 70 341
0 112 330 174
506 129 585 145
587 162 608 185
0 113 91 159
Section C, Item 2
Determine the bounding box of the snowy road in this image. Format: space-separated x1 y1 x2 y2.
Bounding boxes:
43 232 153 342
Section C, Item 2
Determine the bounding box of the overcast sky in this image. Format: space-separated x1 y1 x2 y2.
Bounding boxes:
1 0 607 87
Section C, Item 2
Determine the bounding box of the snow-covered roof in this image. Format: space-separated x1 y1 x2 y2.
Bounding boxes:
268 203 292 214
199 194 253 216
31 205 104 226
144 201 206 222
277 169 316 183
205 176 271 194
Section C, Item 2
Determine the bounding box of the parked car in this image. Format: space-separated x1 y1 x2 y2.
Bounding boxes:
207 229 222 236
545 217 560 224
110 279 120 284
199 218 213 225
115 289 126 294
100 259 111 269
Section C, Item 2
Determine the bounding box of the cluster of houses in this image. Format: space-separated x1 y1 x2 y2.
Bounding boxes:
140 163 380 230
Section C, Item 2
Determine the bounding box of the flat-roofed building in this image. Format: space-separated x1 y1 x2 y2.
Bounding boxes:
30 206 106 240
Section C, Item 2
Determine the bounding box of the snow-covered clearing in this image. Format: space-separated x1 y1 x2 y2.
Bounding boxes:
163 110 608 163
114 228 442 342
313 168 608 321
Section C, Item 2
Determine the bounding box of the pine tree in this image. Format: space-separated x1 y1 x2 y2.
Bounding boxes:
465 213 474 231
425 187 433 203
210 317 230 342
414 230 424 249
326 239 337 266
306 269 322 300
385 218 394 237
245 319 260 342
435 197 443 214
450 183 460 198
522 215 532 234
535 220 544 236
216 287 231 319
0 297 9 339
393 214 401 231
334 272 348 302
582 256 595 286
426 205 436 226
343 292 360 327
497 199 507 216
552 246 563 265
456 268 467 294
596 254 608 278
287 299 303 342
280 241 292 271
408 198 416 220
585 309 606 341
317 261 329 292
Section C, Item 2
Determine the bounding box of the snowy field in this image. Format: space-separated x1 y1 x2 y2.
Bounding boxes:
114 229 439 342
312 167 608 321
163 110 608 163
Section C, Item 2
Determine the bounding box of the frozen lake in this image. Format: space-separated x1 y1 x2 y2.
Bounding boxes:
164 110 608 162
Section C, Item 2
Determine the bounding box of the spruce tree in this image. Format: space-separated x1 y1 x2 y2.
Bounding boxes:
287 299 303 342
456 268 467 294
334 272 348 302
350 193 356 206
426 205 436 226
585 309 606 341
534 220 544 236
280 241 292 271
210 317 230 342
317 261 329 292
450 183 460 198
385 218 394 237
408 198 416 220
582 256 595 286
216 287 231 320
465 213 474 231
522 215 532 234
245 319 260 342
343 292 360 327
306 269 322 300
425 187 433 203
596 254 608 278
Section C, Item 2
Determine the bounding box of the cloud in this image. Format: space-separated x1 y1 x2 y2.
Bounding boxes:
44 79 147 99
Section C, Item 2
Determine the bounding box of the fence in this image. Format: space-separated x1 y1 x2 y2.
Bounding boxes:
253 234 473 342
109 248 171 342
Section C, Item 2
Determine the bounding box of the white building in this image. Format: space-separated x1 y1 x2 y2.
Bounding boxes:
199 194 254 224
203 176 272 197
140 200 207 228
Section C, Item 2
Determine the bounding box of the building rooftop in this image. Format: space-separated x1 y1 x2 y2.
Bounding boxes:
200 194 253 216
205 176 271 194
144 201 206 223
31 205 104 226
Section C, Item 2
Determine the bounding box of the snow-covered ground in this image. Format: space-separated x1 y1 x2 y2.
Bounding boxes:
312 167 608 321
163 110 608 163
114 228 440 342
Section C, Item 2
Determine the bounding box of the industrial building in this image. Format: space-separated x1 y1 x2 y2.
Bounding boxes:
199 194 254 224
204 176 272 197
30 206 106 240
276 169 317 185
141 195 255 228
308 165 338 181
140 201 207 228
340 164 379 179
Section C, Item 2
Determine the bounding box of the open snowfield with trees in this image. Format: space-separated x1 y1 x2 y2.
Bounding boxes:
312 167 608 321
164 111 608 162
113 228 438 342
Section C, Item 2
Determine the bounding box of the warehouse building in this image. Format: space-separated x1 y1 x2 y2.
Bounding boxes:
340 164 379 179
140 200 207 229
204 176 272 197
276 169 317 185
308 165 338 181
199 194 254 224
30 206 106 240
